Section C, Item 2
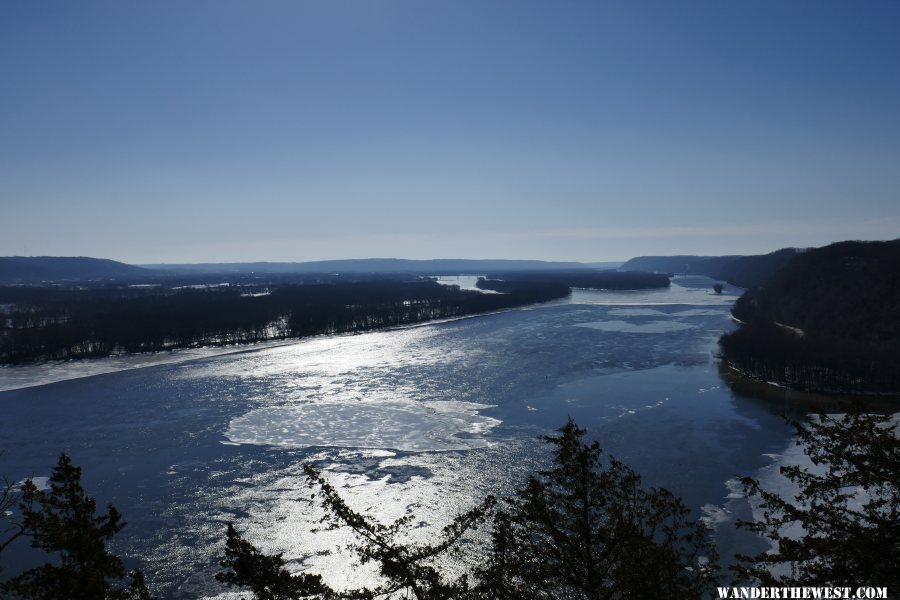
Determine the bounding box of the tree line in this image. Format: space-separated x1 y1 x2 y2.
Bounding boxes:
0 279 570 364
478 270 671 290
720 321 900 394
2 412 897 599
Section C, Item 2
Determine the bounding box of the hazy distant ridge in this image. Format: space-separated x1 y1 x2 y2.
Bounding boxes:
0 256 149 283
140 258 590 274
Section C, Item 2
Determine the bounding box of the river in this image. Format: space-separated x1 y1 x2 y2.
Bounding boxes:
0 276 798 598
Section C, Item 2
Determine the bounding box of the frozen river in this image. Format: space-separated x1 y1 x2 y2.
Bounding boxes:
0 276 799 597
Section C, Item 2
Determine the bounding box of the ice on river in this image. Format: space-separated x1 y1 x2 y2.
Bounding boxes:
225 400 500 452
575 319 696 333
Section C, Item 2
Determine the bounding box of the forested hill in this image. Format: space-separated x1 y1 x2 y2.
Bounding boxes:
0 257 149 283
721 239 900 394
621 249 799 289
620 255 740 275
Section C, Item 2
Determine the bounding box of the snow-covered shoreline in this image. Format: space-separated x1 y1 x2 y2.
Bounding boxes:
0 307 529 393
0 339 302 393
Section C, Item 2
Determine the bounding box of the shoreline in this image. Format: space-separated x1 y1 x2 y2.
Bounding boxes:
0 303 541 393
719 364 900 412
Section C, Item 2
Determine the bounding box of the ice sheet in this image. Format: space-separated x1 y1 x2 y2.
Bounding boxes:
225 400 500 452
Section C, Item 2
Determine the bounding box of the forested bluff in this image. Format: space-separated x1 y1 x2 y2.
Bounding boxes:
718 239 900 395
618 239 900 395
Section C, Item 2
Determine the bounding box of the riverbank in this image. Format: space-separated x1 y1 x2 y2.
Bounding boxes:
718 365 900 416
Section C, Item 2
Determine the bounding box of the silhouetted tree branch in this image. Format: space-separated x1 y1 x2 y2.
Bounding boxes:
735 410 900 589
218 422 717 600
0 453 26 566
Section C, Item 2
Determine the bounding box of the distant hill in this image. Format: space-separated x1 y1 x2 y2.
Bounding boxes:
620 255 741 275
141 258 590 275
721 239 900 394
621 249 801 288
582 261 624 270
0 257 149 283
709 248 801 288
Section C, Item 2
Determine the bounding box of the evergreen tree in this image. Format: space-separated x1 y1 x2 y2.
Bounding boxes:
736 410 900 589
1 453 155 600
473 419 718 600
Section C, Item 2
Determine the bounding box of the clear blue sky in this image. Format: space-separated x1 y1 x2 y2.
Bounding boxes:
2 1 899 263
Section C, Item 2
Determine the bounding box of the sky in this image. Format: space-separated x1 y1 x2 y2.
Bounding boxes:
2 1 899 264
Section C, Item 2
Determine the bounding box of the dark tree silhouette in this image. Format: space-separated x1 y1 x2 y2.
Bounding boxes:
0 454 25 572
473 420 718 600
735 410 900 590
1 454 155 600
